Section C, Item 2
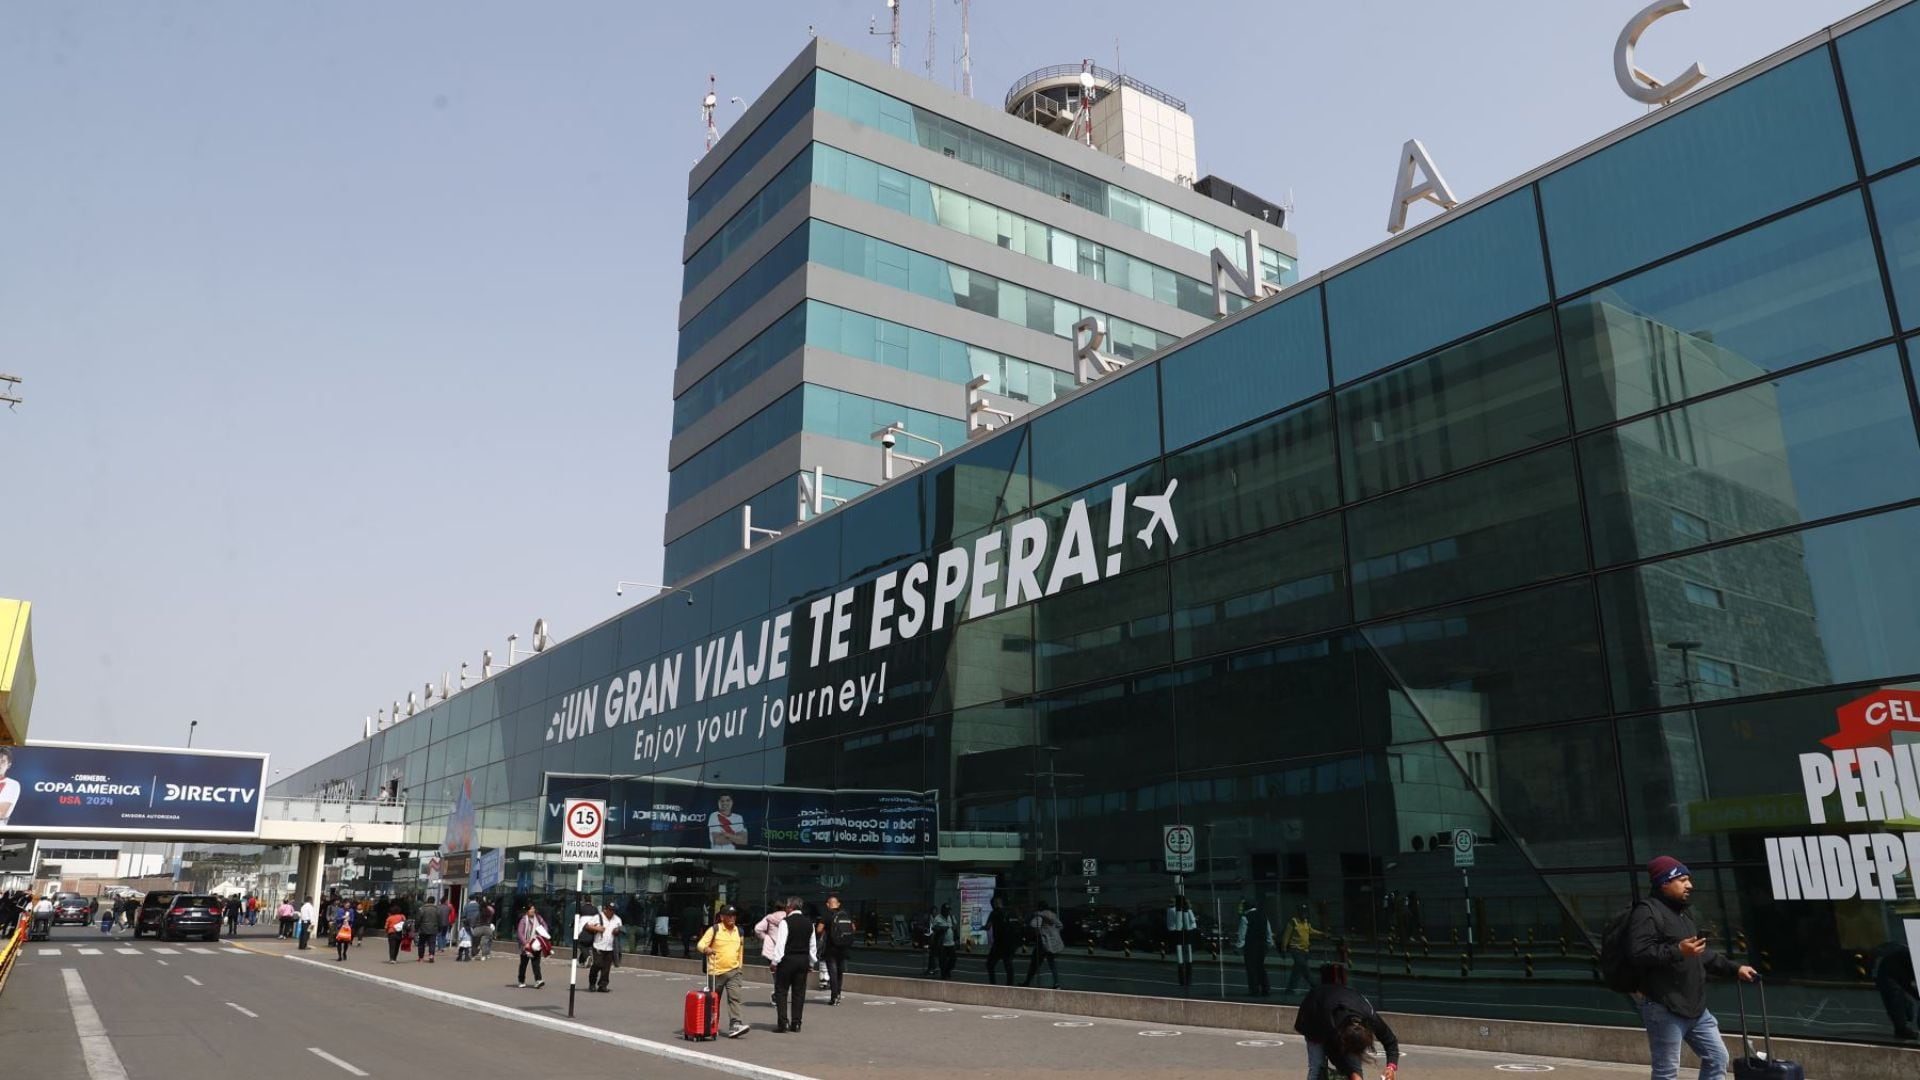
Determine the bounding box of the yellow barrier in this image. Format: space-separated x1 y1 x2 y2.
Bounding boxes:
0 916 25 995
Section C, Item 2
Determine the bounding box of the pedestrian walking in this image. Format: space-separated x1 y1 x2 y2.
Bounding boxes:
586 901 622 992
1620 857 1756 1080
651 911 672 956
1023 902 1064 989
766 896 817 1033
1293 966 1401 1080
1168 895 1198 989
414 894 445 962
384 905 408 963
821 893 856 1004
277 899 296 939
1281 904 1323 995
1237 897 1276 997
332 901 354 962
224 896 241 935
697 905 750 1038
297 897 317 950
516 902 551 989
929 903 958 979
476 900 497 961
984 895 1017 985
754 906 789 1006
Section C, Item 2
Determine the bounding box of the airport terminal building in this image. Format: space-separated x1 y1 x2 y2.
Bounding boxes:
277 0 1920 1045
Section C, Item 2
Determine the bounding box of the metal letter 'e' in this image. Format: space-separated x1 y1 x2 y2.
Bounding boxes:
1616 0 1708 106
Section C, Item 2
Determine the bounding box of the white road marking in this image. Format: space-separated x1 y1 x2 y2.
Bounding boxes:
283 952 825 1080
225 1002 260 1018
183 975 204 986
115 948 140 955
1137 1029 1183 1037
151 947 179 955
1054 1021 1095 1028
1238 1039 1285 1047
156 960 169 966
76 948 103 956
1496 1067 1555 1073
61 968 131 1080
980 1014 1020 1019
187 947 215 955
307 1048 369 1076
37 948 61 956
918 1006 953 1012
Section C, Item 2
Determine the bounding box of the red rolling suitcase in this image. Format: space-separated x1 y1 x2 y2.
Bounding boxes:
1732 979 1803 1080
683 974 720 1041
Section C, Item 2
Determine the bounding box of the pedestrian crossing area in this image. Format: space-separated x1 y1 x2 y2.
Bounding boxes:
33 943 247 957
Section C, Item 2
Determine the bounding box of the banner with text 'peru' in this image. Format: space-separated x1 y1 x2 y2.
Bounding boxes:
0 741 268 838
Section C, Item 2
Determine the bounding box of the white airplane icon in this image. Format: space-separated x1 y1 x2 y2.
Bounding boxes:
1132 479 1180 550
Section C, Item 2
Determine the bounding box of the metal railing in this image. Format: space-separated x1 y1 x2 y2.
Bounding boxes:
1004 64 1187 114
0 915 24 995
262 797 406 826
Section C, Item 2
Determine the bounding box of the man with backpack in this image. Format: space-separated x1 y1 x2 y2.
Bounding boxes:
821 893 856 1005
1601 856 1756 1080
1293 965 1401 1080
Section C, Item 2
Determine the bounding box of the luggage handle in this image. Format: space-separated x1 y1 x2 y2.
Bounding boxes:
1735 976 1770 1062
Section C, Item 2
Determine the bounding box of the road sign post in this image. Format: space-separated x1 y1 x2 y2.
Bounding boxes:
561 799 605 1018
1163 825 1196 874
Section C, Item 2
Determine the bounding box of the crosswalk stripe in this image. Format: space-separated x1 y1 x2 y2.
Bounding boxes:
115 948 141 955
37 948 61 956
77 948 103 956
187 947 215 955
152 948 180 955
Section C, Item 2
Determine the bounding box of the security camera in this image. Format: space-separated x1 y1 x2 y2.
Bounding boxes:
686 593 695 606
615 587 623 597
880 429 897 449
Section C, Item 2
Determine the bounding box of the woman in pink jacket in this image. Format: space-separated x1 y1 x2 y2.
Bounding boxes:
515 902 551 989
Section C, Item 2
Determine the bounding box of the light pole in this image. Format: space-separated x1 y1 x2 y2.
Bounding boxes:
186 719 198 748
1025 746 1080 916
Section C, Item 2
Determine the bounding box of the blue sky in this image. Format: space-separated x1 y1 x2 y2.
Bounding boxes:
0 0 1873 773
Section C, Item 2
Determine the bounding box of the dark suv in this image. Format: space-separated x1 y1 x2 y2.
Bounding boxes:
133 891 182 939
52 893 95 926
157 894 224 942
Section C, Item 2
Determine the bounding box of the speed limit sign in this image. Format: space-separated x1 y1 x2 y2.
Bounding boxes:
561 799 606 864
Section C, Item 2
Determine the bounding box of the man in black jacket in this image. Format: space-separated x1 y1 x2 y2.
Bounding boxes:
820 893 856 1005
1628 857 1755 1080
1292 967 1400 1080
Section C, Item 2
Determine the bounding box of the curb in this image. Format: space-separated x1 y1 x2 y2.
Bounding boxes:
229 941 818 1080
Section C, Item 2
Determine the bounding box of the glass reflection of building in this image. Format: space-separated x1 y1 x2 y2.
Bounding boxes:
277 1 1920 1048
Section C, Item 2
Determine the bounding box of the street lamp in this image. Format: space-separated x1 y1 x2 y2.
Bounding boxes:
186 720 198 749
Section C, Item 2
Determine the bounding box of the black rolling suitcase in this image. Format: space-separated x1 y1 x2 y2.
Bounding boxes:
1732 978 1803 1080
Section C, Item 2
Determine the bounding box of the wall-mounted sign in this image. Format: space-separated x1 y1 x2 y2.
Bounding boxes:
0 741 267 838
542 775 939 860
560 798 605 864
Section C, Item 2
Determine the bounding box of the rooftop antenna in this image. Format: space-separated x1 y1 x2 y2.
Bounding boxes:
956 0 971 97
701 74 719 157
925 0 937 80
869 0 901 68
0 373 20 411
1076 60 1098 148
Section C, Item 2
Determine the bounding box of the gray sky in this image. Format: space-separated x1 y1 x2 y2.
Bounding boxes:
0 0 1874 774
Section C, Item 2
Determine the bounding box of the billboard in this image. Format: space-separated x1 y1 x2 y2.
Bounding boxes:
0 741 268 838
540 774 938 859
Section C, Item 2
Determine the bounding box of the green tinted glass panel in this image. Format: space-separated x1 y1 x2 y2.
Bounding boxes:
1562 193 1890 428
1347 446 1585 619
1170 514 1347 661
1164 397 1337 551
1327 189 1549 384
1338 311 1565 500
1838 1 1920 174
1540 50 1854 295
1872 165 1920 331
1159 288 1327 451
1581 347 1920 566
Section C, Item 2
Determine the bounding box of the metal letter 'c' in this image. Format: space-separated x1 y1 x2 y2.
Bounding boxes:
1616 0 1708 106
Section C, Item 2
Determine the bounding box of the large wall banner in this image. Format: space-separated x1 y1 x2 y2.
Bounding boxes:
540 774 938 859
0 741 268 838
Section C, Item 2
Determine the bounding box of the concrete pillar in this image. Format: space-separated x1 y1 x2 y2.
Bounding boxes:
294 842 328 913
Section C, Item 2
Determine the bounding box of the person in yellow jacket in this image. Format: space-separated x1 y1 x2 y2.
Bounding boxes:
1282 904 1324 996
697 905 750 1038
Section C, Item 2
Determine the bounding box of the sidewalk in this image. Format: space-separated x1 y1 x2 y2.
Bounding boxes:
228 931 1640 1080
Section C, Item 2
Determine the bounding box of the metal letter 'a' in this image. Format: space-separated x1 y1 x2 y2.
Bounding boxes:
1386 139 1459 235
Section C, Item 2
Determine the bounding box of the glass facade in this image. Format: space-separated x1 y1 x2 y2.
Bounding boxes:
288 5 1920 1049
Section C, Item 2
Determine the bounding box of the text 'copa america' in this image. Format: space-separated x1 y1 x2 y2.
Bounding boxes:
536 480 1182 764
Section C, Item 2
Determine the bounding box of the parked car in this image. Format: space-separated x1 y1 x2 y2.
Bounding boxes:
51 893 95 926
132 891 182 938
157 893 224 942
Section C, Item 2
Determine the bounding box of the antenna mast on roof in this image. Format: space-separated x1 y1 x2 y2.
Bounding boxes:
957 0 972 97
701 74 719 157
869 0 901 68
925 0 937 79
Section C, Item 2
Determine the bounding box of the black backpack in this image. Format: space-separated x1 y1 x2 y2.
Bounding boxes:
1598 900 1647 993
828 911 856 947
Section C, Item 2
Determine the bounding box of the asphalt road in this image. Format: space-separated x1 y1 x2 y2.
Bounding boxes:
0 924 755 1080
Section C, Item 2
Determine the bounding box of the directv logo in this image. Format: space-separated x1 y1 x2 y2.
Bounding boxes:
163 784 258 804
